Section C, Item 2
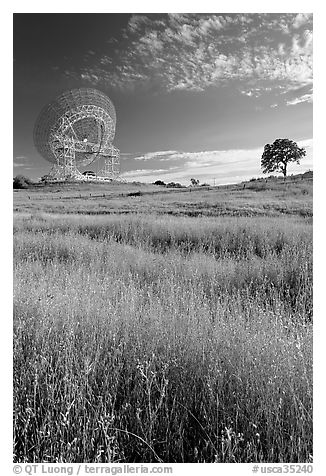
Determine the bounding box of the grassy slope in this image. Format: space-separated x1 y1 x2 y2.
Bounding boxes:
13 175 313 463
13 174 312 218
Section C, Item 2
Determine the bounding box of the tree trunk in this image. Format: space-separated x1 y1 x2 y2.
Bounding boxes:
282 163 287 180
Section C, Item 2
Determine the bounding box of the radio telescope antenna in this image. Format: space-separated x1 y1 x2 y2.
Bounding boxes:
33 88 120 181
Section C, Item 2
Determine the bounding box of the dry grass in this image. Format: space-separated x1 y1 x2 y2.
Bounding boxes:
13 176 312 218
13 210 312 463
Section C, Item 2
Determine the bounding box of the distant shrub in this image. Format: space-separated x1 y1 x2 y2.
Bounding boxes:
13 175 32 189
167 182 182 188
190 178 200 186
153 180 166 186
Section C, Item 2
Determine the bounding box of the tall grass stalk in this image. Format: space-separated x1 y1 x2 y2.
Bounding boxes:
13 213 312 463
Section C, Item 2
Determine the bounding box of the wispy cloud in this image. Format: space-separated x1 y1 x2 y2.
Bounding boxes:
13 156 29 167
286 92 313 106
134 150 179 161
65 13 312 105
293 13 312 29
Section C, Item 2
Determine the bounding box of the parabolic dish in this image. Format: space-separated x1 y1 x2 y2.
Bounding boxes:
33 88 117 167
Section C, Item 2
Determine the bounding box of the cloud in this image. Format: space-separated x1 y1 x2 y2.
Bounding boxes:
13 156 29 167
293 13 313 29
65 13 313 104
286 92 313 106
121 140 313 185
133 150 179 161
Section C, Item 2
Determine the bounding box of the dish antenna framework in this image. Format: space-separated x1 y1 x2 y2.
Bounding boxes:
33 88 120 181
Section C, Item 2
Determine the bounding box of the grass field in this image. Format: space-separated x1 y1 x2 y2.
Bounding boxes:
13 175 313 463
14 174 312 218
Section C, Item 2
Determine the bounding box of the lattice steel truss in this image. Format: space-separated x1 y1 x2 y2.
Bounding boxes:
34 88 120 181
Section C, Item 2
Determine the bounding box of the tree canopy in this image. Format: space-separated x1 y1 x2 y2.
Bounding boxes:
13 175 32 189
153 180 166 186
261 139 306 177
190 178 200 186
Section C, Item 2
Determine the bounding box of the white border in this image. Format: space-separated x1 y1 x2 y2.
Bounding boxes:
3 3 324 474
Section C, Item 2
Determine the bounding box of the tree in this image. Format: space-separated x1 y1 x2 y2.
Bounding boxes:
190 178 199 186
13 175 32 189
167 182 182 188
261 139 306 178
153 180 166 186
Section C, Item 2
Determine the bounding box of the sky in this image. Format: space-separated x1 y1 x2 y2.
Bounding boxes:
13 12 313 185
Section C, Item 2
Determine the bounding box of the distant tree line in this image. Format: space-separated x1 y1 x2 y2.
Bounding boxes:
153 178 210 188
153 180 183 188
